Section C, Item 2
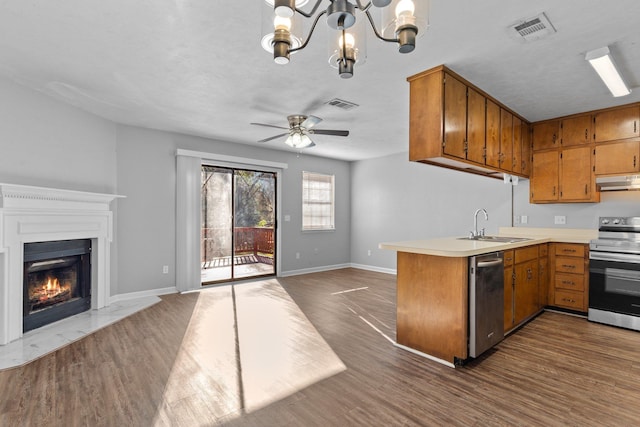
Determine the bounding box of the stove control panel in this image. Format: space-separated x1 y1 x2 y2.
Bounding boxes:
599 217 640 230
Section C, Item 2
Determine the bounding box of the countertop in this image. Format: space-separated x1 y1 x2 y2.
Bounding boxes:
379 227 597 257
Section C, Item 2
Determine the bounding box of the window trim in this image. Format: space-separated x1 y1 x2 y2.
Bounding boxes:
302 171 335 231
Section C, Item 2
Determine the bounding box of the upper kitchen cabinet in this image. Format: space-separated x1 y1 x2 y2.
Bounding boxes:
532 120 560 151
407 65 529 179
594 105 640 142
595 141 640 175
521 122 532 175
560 114 592 147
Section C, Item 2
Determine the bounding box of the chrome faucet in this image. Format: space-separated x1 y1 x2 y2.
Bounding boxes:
471 208 488 238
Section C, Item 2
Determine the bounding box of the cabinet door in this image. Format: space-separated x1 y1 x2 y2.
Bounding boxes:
500 109 513 171
443 73 467 159
514 259 539 325
538 255 548 309
485 99 501 168
512 116 522 173
521 122 532 176
561 114 592 147
531 151 559 202
504 265 514 332
595 141 640 175
594 105 640 142
560 146 592 201
466 87 486 164
532 120 560 151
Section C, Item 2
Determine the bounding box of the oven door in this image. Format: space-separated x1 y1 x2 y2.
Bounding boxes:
589 252 640 317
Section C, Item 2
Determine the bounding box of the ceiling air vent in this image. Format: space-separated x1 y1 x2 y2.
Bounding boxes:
325 98 359 111
510 12 556 42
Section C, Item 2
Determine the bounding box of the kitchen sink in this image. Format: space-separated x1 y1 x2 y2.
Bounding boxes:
457 236 533 243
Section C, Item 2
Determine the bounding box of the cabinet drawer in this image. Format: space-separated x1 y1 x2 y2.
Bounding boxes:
504 249 514 267
554 243 585 258
555 257 585 274
515 246 538 264
555 273 585 291
554 289 584 311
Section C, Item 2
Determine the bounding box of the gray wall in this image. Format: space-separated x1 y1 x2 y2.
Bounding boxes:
350 153 513 270
115 125 351 294
513 180 640 229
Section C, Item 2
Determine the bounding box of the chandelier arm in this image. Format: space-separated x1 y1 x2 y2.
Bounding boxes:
353 0 372 13
364 9 399 43
294 0 325 18
289 10 328 53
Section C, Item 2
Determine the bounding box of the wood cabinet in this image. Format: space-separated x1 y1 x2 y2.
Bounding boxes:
532 120 560 151
561 114 592 146
521 122 532 175
594 105 640 142
505 245 543 333
595 141 640 175
407 65 529 179
531 146 599 203
538 244 549 308
549 243 589 312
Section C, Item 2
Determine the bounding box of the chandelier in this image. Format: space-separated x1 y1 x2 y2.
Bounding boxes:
261 0 428 78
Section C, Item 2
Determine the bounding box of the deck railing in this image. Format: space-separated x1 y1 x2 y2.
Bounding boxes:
201 227 274 263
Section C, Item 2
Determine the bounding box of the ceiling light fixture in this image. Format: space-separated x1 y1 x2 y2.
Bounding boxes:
261 0 428 78
585 46 631 97
285 131 315 148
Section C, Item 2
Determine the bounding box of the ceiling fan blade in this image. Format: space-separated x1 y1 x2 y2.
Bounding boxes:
309 129 349 137
301 115 323 129
250 122 289 130
257 133 288 143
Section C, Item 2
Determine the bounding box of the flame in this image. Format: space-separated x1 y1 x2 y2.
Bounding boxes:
35 276 71 302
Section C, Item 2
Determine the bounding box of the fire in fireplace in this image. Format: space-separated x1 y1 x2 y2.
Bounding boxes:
23 239 92 332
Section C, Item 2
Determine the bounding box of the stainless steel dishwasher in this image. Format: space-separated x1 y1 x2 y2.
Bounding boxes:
469 251 505 357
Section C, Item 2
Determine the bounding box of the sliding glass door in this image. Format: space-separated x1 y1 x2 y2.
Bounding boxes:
201 166 276 284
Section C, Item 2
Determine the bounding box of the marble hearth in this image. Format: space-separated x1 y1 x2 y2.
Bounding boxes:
0 183 123 345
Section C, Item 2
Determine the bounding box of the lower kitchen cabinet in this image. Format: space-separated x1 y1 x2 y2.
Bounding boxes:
505 245 542 333
549 243 589 312
538 243 549 308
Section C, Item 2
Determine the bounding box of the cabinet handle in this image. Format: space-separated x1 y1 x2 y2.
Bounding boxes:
585 129 588 140
552 133 557 143
562 298 576 303
585 184 588 194
562 280 575 285
562 264 576 269
527 268 533 280
553 186 556 196
562 248 576 253
635 155 637 168
635 121 637 134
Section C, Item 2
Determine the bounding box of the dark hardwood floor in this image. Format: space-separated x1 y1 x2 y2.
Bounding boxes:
1 268 639 426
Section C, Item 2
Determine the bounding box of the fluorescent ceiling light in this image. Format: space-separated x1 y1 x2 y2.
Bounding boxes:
585 46 631 97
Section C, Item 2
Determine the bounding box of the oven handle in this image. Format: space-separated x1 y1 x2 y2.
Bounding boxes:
590 251 640 264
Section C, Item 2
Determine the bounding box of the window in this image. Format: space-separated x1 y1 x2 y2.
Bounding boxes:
302 171 335 231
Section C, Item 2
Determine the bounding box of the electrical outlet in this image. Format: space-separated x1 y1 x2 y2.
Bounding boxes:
554 215 566 225
521 215 528 224
296 252 300 259
284 215 291 222
367 249 372 256
162 265 169 274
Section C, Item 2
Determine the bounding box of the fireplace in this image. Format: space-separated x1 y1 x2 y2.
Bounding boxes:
23 239 92 332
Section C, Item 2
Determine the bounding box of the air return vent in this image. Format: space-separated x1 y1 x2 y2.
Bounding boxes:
325 98 359 111
510 12 556 42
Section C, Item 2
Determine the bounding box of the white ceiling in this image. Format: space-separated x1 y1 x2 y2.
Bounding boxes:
1 1 639 161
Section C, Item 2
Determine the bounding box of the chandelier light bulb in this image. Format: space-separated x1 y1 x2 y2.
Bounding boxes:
339 33 356 49
273 16 292 31
395 0 415 17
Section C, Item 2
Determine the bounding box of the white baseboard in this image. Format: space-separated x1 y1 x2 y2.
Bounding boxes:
349 263 396 275
109 286 177 304
279 263 352 277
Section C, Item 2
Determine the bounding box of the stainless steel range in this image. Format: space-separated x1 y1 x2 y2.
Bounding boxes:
589 217 640 331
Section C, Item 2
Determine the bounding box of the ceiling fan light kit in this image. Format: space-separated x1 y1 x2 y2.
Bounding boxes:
251 114 350 149
261 0 428 78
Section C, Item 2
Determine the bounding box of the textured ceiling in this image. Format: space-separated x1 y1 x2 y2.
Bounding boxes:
1 1 639 161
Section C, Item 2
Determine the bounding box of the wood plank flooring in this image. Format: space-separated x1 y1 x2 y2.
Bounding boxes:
1 268 639 426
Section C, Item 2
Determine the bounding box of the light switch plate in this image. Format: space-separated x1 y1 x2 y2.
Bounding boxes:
554 215 566 225
521 215 528 224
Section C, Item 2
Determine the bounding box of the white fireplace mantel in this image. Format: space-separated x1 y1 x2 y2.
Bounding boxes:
0 183 124 345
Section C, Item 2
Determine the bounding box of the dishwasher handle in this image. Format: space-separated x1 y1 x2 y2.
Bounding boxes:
477 258 503 268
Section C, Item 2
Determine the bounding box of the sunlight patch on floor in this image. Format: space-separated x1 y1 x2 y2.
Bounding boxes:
153 279 346 424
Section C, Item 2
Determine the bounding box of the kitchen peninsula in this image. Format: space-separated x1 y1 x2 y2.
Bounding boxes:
380 227 596 367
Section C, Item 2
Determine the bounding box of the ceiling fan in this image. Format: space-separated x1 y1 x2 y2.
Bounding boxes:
250 115 349 149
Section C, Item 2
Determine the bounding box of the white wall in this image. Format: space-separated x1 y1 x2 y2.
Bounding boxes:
115 125 351 294
350 153 513 271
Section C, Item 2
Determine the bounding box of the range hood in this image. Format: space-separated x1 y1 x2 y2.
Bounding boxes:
596 175 640 191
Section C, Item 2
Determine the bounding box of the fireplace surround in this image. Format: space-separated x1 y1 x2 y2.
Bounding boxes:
0 183 122 345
